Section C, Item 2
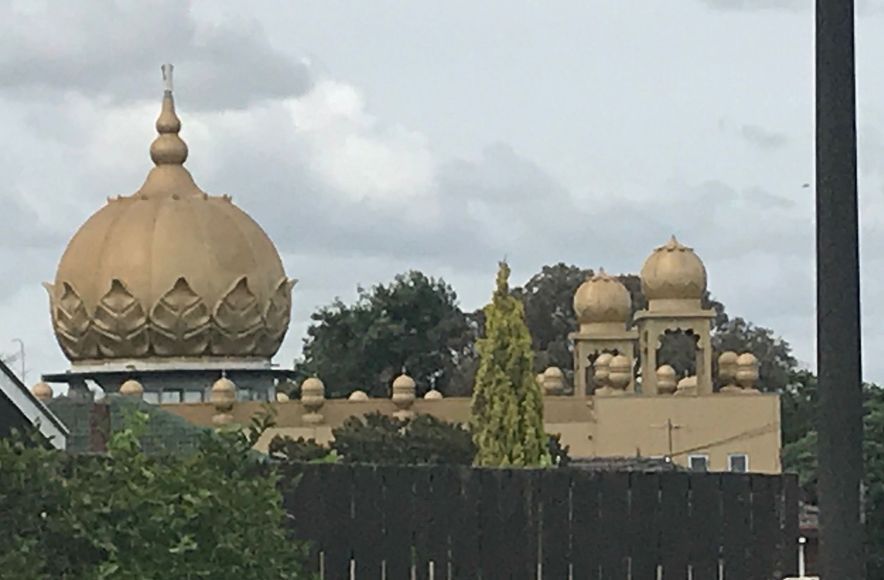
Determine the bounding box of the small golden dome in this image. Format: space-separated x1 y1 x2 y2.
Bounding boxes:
656 364 676 379
301 377 325 396
392 372 416 391
119 379 144 397
424 389 443 400
46 65 294 364
640 236 707 303
211 376 237 401
348 390 369 401
573 268 632 325
275 392 290 402
31 382 53 401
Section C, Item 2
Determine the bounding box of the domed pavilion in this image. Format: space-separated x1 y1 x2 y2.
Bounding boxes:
634 235 715 395
41 65 296 403
569 268 638 394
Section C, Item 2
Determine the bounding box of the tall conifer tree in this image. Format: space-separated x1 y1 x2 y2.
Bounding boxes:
471 262 548 466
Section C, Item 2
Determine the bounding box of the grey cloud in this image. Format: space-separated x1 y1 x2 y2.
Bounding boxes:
743 186 796 209
740 125 789 150
0 0 311 110
699 0 883 12
698 0 807 11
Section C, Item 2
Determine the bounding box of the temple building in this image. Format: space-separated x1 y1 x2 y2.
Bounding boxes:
29 67 782 473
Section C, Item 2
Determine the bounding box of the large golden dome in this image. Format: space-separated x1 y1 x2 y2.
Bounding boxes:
639 236 706 303
45 67 294 364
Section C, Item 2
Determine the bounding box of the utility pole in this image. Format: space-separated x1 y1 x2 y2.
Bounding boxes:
651 418 681 459
816 0 865 577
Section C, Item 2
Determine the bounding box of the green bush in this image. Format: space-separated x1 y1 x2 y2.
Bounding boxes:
330 412 475 465
0 415 312 579
268 435 336 463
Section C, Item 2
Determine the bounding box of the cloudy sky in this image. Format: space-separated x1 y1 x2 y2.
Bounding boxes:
2 0 884 385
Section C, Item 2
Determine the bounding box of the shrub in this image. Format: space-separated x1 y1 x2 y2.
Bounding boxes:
0 415 312 579
330 412 475 465
268 436 335 463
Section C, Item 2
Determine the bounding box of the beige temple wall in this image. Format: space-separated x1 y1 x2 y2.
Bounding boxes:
162 392 780 473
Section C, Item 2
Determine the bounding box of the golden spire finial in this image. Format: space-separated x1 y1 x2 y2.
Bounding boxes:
150 64 188 166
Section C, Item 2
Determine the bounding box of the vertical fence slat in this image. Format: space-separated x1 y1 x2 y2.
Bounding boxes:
780 474 800 576
413 467 433 580
630 471 661 579
499 469 533 579
431 466 458 579
323 464 355 580
285 464 324 574
382 466 414 580
540 469 571 579
478 469 505 579
749 475 778 579
353 465 384 579
659 472 689 580
721 474 751 579
571 471 600 580
598 472 629 580
425 467 444 573
688 473 721 579
451 468 480 578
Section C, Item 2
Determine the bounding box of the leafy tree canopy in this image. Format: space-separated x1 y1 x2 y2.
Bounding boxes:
294 271 476 398
0 415 310 579
781 379 884 576
295 262 797 396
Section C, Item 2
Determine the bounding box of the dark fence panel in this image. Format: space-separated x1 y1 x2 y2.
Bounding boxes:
281 464 799 580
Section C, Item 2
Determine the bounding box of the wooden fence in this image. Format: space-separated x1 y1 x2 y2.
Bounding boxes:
282 463 799 580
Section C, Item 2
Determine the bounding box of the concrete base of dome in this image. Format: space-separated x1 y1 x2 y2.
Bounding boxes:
42 363 297 404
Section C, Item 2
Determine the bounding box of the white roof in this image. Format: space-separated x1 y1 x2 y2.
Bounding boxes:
0 361 68 450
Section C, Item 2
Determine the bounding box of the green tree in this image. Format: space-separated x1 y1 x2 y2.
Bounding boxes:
780 369 818 446
471 262 548 467
511 263 592 374
782 382 884 576
295 271 476 398
0 416 312 579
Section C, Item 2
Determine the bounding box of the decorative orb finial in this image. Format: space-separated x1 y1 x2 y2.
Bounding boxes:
541 366 566 395
656 365 677 394
424 388 443 400
31 382 53 402
736 352 760 392
392 371 416 419
300 377 326 424
119 379 144 398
